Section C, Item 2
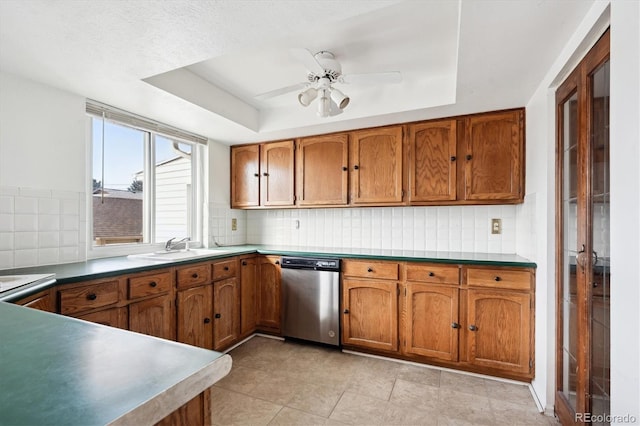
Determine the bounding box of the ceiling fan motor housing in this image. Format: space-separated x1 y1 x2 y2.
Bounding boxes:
307 51 342 83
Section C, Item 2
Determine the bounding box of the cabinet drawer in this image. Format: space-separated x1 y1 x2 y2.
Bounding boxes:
343 260 399 280
59 280 120 315
129 271 173 299
406 264 460 285
466 268 532 291
213 259 237 281
176 263 211 289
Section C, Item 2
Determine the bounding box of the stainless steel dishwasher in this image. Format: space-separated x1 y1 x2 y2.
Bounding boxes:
280 256 340 346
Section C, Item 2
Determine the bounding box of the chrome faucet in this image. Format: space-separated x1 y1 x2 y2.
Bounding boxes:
165 237 190 251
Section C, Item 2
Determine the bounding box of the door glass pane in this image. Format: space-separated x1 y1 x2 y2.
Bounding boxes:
590 60 610 424
561 92 579 409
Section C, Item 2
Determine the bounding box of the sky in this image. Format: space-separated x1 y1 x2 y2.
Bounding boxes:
91 118 190 190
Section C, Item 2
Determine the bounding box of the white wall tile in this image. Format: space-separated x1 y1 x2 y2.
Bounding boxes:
0 251 14 269
15 197 38 214
38 248 60 265
14 214 37 232
14 249 38 267
0 214 14 232
0 196 13 213
61 215 79 231
60 246 79 262
0 233 14 250
19 188 51 198
15 232 38 250
39 231 60 248
0 186 19 196
39 198 60 215
39 214 60 231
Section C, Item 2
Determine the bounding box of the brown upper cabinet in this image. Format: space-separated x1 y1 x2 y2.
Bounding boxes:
407 119 457 202
230 140 295 208
461 109 524 202
296 134 349 206
350 126 404 205
230 108 524 209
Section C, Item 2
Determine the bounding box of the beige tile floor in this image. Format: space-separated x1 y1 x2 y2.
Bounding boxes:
212 336 558 425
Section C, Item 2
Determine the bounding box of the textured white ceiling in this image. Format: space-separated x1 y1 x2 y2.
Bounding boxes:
0 0 595 144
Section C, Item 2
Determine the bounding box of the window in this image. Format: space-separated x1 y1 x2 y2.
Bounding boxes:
88 101 205 253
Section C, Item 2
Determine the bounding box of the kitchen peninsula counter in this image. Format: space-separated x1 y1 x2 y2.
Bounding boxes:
0 302 232 425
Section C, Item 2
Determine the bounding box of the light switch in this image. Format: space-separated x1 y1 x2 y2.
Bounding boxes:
231 218 237 231
491 218 502 234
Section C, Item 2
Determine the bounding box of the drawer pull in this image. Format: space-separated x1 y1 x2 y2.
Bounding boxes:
354 165 359 170
494 276 501 282
466 154 472 161
86 293 97 301
191 273 199 279
428 272 435 277
451 322 460 329
254 173 259 177
242 261 247 266
275 260 280 265
214 313 221 319
343 309 349 314
149 281 157 287
469 325 478 331
367 268 373 273
450 156 456 162
204 318 211 324
223 266 229 271
342 166 348 171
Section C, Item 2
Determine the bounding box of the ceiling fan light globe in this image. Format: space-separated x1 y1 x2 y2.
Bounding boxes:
330 88 350 110
298 88 318 107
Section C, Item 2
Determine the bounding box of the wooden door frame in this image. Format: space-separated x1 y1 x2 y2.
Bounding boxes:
555 28 610 425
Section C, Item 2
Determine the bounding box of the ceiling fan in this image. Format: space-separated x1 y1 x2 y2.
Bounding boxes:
254 48 402 117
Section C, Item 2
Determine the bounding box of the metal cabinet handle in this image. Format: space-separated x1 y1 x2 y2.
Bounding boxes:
263 172 269 176
466 154 472 161
494 276 501 282
204 318 211 324
87 293 97 301
254 173 259 177
214 313 221 319
469 325 478 331
451 322 460 329
150 281 157 287
242 261 247 266
342 166 348 171
224 266 229 271
275 260 280 265
367 268 373 273
191 273 199 279
428 272 435 277
343 309 349 314
354 165 359 170
450 156 456 162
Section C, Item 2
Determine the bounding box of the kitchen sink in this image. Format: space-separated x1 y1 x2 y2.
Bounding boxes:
127 249 232 262
0 274 55 293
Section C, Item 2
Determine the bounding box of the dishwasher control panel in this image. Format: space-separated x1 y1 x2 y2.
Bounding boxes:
281 256 340 272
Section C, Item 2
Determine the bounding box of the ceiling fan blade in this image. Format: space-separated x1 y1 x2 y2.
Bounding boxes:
340 71 402 85
290 48 325 75
254 82 308 101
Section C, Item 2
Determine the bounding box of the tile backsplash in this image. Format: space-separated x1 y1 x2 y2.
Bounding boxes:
246 205 517 254
0 186 86 269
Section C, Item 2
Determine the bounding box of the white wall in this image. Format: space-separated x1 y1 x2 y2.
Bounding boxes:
609 0 640 422
0 72 87 268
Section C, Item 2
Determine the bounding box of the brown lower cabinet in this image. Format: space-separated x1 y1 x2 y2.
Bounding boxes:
155 389 211 426
76 306 128 330
256 255 281 333
342 259 535 381
15 288 54 312
128 295 175 340
176 284 214 349
212 278 240 351
239 256 258 338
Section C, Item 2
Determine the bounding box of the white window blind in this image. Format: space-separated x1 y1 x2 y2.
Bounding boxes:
86 100 208 145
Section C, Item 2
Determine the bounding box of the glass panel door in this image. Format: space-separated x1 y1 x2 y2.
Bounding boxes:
589 59 610 425
561 92 579 411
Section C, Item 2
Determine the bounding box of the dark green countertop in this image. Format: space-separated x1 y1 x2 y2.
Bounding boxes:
0 302 232 426
0 245 535 303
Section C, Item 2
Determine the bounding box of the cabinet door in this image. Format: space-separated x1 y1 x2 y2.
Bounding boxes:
213 278 240 351
408 120 457 202
297 134 349 206
77 307 128 330
231 144 260 208
342 279 398 352
240 257 258 337
260 141 295 207
256 256 281 332
467 289 531 375
463 110 524 201
350 126 404 205
129 295 174 340
405 283 459 361
15 289 54 312
177 285 213 349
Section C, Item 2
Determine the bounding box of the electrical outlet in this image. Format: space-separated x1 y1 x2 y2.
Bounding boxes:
491 218 502 234
231 218 237 231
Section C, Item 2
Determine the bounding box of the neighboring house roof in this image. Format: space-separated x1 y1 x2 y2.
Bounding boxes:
93 189 142 238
